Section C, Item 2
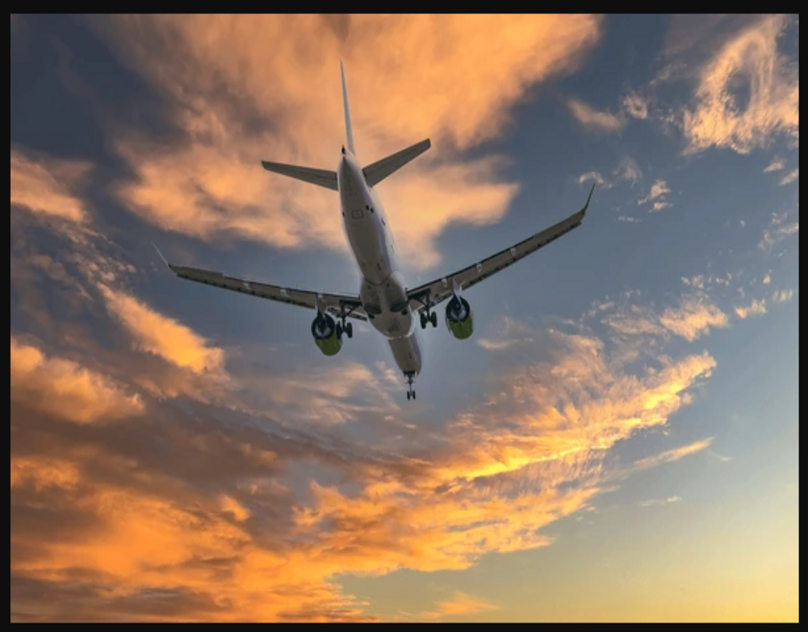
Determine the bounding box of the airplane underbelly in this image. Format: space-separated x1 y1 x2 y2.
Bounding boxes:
388 333 422 376
360 273 412 338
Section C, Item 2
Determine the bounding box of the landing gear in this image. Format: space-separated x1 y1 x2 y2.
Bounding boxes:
336 321 353 339
419 296 439 329
405 372 416 400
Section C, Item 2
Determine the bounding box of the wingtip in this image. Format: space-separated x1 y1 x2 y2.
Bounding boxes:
583 182 596 214
151 241 169 268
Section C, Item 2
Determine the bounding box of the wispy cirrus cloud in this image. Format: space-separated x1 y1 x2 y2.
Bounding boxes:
638 178 672 211
91 14 604 271
11 148 93 223
602 291 729 343
566 97 625 133
759 210 799 252
779 168 798 185
682 15 799 155
764 156 786 172
640 495 682 507
576 156 642 193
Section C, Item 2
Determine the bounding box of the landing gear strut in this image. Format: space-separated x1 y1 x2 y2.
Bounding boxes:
336 305 354 339
405 372 416 400
419 295 439 330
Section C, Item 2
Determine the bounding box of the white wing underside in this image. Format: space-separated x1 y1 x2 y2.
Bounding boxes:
167 264 367 321
407 184 595 311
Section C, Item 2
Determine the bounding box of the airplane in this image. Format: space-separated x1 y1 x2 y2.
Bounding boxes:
157 61 595 401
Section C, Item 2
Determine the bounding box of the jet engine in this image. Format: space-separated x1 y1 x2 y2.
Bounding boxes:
311 312 342 356
444 294 474 340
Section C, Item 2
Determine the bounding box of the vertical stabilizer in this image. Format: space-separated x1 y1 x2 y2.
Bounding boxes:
340 60 356 155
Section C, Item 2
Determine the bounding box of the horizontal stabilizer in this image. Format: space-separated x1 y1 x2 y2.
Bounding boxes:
261 161 338 191
363 139 431 187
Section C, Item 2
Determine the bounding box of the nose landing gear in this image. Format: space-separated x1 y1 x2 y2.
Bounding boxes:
405 372 416 400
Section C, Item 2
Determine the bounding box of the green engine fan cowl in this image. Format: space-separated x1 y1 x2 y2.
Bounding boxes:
445 295 474 340
312 313 343 356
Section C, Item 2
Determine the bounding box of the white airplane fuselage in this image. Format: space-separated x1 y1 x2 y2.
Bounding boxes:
337 149 422 378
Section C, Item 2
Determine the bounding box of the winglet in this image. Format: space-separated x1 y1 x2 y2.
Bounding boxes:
582 182 596 215
151 241 170 269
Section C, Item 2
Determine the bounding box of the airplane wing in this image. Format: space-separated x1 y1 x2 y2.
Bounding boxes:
407 184 595 312
162 260 368 321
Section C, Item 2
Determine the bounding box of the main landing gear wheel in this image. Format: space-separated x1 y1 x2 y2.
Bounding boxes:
420 309 439 329
344 322 353 338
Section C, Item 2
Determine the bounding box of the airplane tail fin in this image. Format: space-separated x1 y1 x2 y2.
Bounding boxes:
340 59 356 155
363 139 431 187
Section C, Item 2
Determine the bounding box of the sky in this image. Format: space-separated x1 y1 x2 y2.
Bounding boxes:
10 14 799 622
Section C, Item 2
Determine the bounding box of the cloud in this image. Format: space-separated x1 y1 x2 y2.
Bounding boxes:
763 156 785 172
631 438 714 472
779 168 798 185
94 15 603 271
759 211 799 251
566 97 625 133
734 298 767 319
10 336 144 424
99 285 226 375
638 179 672 211
576 156 642 191
622 91 649 120
11 263 726 621
476 316 535 351
11 148 92 223
238 361 400 425
617 216 641 223
640 495 682 507
603 292 729 343
771 289 794 303
762 273 771 285
422 592 498 620
682 15 799 155
681 274 732 291
577 171 606 186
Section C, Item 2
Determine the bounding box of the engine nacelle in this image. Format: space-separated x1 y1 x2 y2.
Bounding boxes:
444 295 474 340
311 312 343 356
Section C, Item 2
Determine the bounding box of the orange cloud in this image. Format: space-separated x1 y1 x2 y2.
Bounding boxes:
734 298 767 319
604 292 729 343
10 336 144 425
422 592 498 620
683 15 799 154
10 148 92 223
96 15 602 270
99 285 225 375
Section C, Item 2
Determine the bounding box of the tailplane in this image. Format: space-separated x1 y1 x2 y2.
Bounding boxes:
260 161 338 190
363 139 431 187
